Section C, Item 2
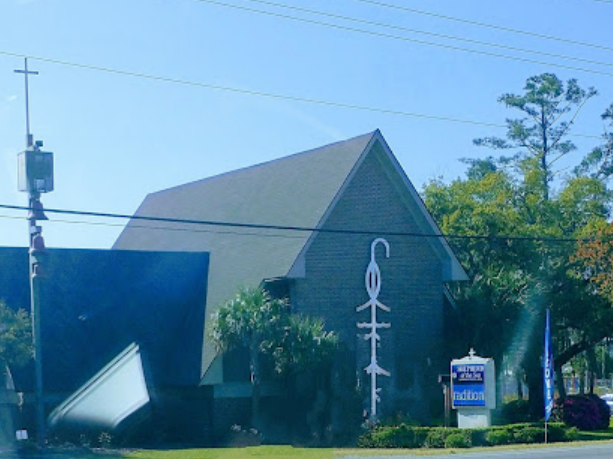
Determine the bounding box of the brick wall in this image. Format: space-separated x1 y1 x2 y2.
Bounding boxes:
289 147 444 422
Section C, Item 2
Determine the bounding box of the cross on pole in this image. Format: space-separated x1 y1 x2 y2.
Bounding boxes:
14 57 39 148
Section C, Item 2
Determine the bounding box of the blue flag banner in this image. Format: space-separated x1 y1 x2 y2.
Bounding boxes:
544 309 554 421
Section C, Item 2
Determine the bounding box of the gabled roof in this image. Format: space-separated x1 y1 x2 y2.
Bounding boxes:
113 130 468 377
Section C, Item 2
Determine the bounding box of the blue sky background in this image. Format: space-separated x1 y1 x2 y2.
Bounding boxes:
1 0 612 249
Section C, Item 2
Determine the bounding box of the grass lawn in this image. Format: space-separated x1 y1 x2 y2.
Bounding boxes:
107 446 464 459
18 438 613 459
125 446 335 459
126 441 613 459
22 421 613 459
34 446 447 459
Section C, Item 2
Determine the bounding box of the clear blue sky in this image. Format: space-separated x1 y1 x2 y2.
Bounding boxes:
1 0 612 249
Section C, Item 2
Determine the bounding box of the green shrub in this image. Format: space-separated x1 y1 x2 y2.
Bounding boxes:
423 428 446 448
501 399 537 423
386 425 418 449
565 427 579 441
485 429 512 445
360 427 395 448
469 428 489 447
547 423 568 442
357 421 573 449
445 432 470 448
513 426 544 444
411 427 430 448
358 424 423 448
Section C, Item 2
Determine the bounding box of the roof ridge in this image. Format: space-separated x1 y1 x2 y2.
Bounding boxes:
149 131 378 196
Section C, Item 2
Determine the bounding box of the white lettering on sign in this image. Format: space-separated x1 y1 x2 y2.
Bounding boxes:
452 364 485 383
454 390 486 402
455 365 485 373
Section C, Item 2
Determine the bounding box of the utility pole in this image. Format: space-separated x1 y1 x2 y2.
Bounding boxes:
15 57 54 449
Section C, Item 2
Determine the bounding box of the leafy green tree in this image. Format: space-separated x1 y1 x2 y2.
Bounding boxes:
425 73 611 414
0 299 32 369
424 165 536 392
473 73 597 200
574 103 613 182
272 314 337 377
210 287 288 428
569 224 613 384
273 314 338 442
210 287 337 429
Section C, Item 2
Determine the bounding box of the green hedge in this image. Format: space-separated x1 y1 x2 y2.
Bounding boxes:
358 422 571 449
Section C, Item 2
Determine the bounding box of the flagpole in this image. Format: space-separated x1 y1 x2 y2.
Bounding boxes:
544 308 554 445
545 307 549 445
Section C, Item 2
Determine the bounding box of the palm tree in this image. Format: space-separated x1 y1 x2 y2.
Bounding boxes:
272 314 337 377
210 287 289 428
210 287 338 430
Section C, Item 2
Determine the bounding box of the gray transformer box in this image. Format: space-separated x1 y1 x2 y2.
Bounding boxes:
18 150 54 193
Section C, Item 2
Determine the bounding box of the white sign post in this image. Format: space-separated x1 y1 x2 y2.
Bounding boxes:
357 238 391 420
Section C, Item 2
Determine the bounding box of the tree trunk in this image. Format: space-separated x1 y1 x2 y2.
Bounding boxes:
249 345 262 429
526 362 544 419
555 363 566 401
516 370 524 399
541 110 550 201
587 347 597 395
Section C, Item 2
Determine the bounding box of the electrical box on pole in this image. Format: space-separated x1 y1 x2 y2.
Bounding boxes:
18 148 54 193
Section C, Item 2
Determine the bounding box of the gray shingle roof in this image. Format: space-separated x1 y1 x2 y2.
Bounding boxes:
113 130 467 379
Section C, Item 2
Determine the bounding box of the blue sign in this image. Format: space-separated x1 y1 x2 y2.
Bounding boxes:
452 384 486 406
452 364 486 407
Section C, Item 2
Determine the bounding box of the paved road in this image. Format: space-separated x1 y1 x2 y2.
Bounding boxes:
340 442 613 459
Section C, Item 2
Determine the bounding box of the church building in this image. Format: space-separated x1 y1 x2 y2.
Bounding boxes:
114 129 467 432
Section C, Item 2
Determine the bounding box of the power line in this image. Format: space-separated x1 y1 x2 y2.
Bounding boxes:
0 213 307 240
185 0 613 79
346 0 613 53
0 204 589 243
203 0 613 69
0 50 603 140
0 50 502 130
